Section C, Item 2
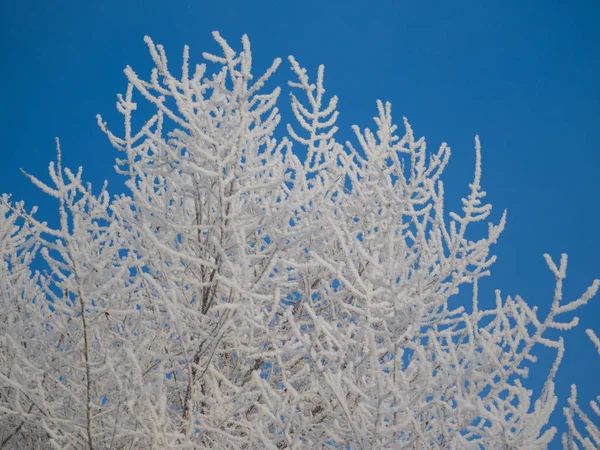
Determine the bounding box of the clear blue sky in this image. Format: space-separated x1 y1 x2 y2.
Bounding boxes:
1 0 598 444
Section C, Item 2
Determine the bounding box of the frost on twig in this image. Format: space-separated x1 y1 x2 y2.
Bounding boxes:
561 330 600 450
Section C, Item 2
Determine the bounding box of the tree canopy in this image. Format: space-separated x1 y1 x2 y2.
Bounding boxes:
1 33 598 449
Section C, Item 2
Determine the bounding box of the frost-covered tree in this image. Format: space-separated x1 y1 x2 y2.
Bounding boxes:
1 33 598 449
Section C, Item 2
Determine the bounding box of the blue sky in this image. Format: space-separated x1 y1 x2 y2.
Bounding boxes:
1 0 599 444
